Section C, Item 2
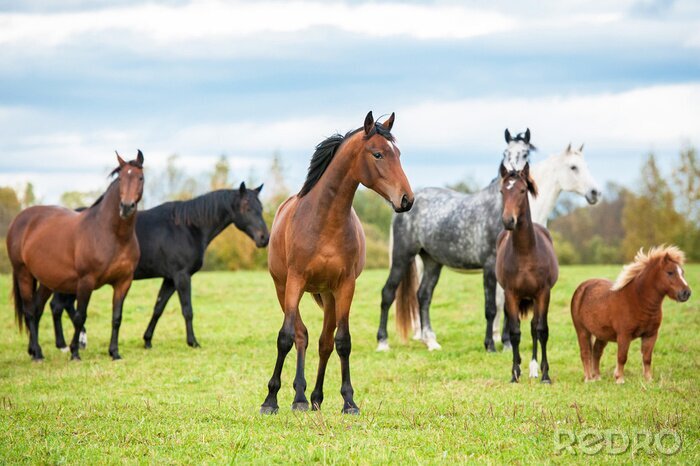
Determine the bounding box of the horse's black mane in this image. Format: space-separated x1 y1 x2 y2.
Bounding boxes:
298 123 394 197
171 190 237 227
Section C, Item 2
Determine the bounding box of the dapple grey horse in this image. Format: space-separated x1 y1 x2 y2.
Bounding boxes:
376 131 600 352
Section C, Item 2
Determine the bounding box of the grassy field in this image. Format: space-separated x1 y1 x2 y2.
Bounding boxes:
0 265 698 464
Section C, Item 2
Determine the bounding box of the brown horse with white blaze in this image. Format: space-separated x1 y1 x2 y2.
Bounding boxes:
7 151 145 361
495 162 559 383
260 111 413 414
571 246 691 383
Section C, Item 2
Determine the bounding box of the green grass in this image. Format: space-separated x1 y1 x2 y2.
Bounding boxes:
0 265 698 464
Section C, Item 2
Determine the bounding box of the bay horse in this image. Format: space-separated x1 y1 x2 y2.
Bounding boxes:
495 162 558 383
376 131 598 352
571 246 691 383
7 151 144 361
260 111 413 415
49 183 269 350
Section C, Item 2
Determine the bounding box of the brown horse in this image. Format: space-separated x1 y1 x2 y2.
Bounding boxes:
260 111 413 414
571 245 691 384
7 151 145 361
495 162 559 383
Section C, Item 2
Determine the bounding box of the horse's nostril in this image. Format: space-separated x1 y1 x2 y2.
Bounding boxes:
401 194 409 209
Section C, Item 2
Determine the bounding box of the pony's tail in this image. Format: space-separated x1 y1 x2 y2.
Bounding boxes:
396 259 419 342
519 298 534 319
12 272 24 333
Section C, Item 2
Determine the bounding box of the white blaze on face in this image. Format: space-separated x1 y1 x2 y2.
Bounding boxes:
678 265 688 286
506 179 516 190
128 169 132 174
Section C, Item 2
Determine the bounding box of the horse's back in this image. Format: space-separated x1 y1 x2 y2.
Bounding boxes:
571 278 617 338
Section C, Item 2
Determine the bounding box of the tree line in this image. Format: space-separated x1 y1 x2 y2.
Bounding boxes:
0 147 697 273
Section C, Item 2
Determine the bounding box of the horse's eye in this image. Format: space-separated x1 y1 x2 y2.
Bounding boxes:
570 165 578 172
139 176 144 181
372 152 383 159
667 271 674 276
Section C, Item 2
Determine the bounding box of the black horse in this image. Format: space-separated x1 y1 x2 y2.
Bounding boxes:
51 182 269 350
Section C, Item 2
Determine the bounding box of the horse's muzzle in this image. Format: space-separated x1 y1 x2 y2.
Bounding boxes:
255 232 270 248
119 202 136 219
585 189 600 205
677 289 691 302
394 193 413 213
503 216 517 230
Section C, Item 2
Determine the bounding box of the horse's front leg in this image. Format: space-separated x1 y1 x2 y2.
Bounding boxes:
108 279 132 360
173 273 199 348
260 276 304 414
334 279 359 414
311 292 336 410
535 291 551 383
641 333 658 382
614 336 631 384
504 290 522 382
50 294 68 351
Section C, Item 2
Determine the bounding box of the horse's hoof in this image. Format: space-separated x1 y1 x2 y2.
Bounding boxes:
485 341 496 353
260 405 279 415
615 378 625 385
70 354 81 361
59 346 70 353
502 342 512 352
342 406 360 415
292 401 309 411
376 340 390 352
541 378 552 384
529 360 540 378
188 340 201 348
426 339 442 351
32 356 44 363
144 340 152 349
110 353 122 361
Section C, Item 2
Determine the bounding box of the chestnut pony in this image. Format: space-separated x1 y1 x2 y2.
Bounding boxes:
495 163 558 383
260 112 413 414
7 152 144 361
571 246 691 383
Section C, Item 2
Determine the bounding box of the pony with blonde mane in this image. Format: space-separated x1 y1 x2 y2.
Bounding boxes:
570 245 691 383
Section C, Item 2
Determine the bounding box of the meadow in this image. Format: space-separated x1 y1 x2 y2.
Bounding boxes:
0 265 698 464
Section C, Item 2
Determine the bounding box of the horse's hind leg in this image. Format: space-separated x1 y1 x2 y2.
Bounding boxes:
108 279 132 360
70 280 94 361
50 294 68 351
31 284 52 355
591 338 607 381
16 270 42 361
143 279 176 349
535 292 551 383
63 296 87 349
311 293 336 410
260 276 304 415
173 274 200 348
377 252 414 351
483 260 497 352
417 254 443 351
334 280 359 414
291 310 309 411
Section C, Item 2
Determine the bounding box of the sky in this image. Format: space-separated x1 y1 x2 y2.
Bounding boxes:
0 0 698 204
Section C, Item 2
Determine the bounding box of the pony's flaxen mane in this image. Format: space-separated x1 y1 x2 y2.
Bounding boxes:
611 245 686 291
298 123 394 197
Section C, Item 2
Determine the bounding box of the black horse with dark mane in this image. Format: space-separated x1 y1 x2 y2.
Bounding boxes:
51 182 269 350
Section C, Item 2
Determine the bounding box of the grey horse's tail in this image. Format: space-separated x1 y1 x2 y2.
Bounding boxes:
396 258 419 342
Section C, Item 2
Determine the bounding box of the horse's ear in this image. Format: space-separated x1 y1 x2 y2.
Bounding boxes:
239 181 247 195
364 111 374 135
522 163 538 197
499 162 508 179
504 129 512 143
566 143 572 153
116 151 126 167
579 143 584 152
136 149 144 166
254 183 263 193
524 128 531 144
382 112 395 132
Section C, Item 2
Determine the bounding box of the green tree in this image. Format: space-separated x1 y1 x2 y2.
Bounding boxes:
60 190 101 209
21 182 36 208
211 155 232 190
621 153 684 260
670 146 700 260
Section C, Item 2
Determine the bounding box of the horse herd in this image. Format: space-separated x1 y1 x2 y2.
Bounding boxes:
6 111 692 414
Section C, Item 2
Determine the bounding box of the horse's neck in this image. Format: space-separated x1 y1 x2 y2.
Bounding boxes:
632 268 666 312
529 157 561 226
94 182 136 241
512 200 536 252
202 191 237 244
303 147 359 226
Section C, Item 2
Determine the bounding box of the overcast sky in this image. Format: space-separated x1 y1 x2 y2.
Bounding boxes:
0 0 698 204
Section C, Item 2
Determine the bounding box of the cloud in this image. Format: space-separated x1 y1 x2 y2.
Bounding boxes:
0 0 517 49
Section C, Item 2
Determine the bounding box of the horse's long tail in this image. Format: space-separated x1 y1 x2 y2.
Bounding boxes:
396 258 419 342
12 271 24 332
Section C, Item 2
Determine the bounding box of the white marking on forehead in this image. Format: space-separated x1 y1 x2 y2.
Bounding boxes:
127 169 132 174
678 265 688 286
506 179 516 190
